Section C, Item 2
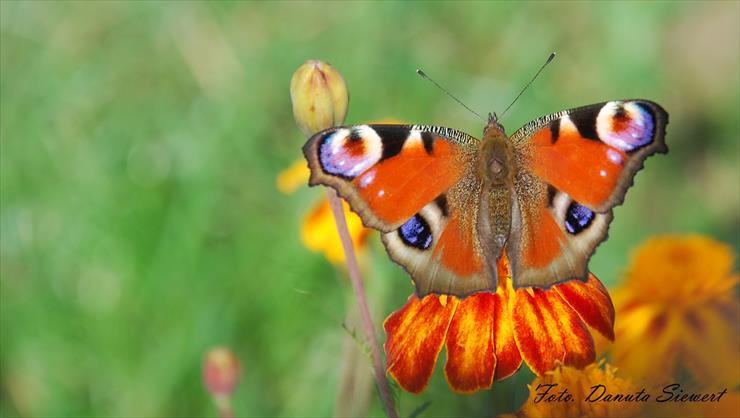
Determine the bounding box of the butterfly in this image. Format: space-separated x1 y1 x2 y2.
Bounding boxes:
303 100 668 297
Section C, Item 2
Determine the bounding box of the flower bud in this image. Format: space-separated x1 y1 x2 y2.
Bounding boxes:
290 60 348 136
203 347 241 397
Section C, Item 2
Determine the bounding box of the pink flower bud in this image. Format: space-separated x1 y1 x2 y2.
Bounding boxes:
203 347 241 397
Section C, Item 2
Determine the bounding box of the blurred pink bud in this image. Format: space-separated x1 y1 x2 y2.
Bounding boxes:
290 60 348 136
203 347 241 397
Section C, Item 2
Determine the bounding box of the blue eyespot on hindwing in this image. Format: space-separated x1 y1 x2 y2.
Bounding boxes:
564 202 594 235
398 214 433 250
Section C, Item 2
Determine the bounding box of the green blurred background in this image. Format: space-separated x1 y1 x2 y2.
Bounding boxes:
1 2 737 417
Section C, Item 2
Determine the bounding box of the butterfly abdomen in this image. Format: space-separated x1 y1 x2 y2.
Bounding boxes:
477 185 511 283
475 128 515 281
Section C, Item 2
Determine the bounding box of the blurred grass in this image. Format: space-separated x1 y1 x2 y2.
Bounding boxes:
1 2 738 417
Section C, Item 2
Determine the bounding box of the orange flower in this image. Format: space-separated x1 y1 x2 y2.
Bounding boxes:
301 198 369 264
276 159 311 195
277 159 370 264
611 235 739 387
384 254 615 393
513 361 643 418
509 361 740 418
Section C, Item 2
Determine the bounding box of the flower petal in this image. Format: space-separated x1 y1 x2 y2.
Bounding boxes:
384 294 458 393
512 288 595 376
300 199 368 264
493 280 522 380
680 301 740 387
276 159 311 194
444 293 495 393
555 273 615 340
612 304 681 382
701 390 740 418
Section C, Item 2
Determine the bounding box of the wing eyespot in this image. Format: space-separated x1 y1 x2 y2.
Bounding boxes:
596 101 656 153
564 202 595 235
318 126 383 179
398 214 433 250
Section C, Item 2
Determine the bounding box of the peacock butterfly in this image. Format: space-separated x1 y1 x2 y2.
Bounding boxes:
303 98 668 297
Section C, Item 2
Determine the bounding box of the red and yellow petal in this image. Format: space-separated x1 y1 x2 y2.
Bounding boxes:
493 279 522 381
444 293 496 393
555 273 615 340
384 294 459 393
512 288 595 376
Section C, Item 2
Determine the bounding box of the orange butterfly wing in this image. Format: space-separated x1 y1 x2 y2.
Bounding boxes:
304 124 497 296
507 100 668 287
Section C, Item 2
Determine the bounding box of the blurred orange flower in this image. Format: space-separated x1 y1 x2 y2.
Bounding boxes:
610 235 739 387
384 254 615 393
276 159 311 195
277 157 369 265
301 198 369 264
510 361 643 418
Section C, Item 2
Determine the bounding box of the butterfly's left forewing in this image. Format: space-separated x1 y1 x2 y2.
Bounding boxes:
507 100 668 288
304 124 497 296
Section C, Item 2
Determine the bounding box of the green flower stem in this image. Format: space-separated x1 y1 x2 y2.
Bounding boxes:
326 189 398 418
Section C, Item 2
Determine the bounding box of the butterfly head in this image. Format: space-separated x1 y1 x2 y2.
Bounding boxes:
484 112 506 138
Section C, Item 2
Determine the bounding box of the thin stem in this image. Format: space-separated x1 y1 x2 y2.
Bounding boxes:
326 189 398 418
213 395 234 418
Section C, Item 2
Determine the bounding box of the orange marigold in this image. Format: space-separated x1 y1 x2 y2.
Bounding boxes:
610 235 739 387
277 158 369 264
384 254 615 393
513 361 643 418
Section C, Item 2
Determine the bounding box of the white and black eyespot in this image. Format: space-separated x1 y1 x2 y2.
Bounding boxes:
596 101 655 152
318 125 383 179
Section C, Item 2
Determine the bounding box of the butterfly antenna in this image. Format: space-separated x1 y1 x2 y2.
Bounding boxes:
416 69 486 122
500 52 556 118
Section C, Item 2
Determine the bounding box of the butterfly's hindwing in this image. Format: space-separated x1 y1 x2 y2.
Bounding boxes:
382 193 496 297
507 180 613 288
